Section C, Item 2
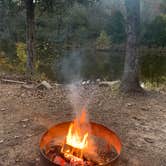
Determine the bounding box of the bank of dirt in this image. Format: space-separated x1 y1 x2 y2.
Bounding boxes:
0 83 166 166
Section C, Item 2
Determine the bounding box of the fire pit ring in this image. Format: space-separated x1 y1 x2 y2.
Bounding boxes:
39 121 122 166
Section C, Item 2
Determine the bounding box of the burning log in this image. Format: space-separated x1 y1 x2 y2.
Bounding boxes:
61 143 83 159
53 156 66 166
43 144 94 166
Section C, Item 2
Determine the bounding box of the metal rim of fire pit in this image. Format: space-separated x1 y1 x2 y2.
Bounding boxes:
39 121 122 166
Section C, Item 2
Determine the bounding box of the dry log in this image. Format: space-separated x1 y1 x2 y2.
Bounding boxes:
36 81 52 90
1 79 25 84
99 80 120 87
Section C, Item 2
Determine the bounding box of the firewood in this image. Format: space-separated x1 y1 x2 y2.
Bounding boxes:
99 80 120 87
36 81 52 90
1 79 25 84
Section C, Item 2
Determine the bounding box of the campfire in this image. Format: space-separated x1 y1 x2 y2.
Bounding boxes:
39 108 122 166
61 109 89 163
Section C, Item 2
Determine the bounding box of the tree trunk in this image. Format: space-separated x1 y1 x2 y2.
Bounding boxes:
0 0 5 37
0 0 3 34
25 0 35 76
120 0 143 93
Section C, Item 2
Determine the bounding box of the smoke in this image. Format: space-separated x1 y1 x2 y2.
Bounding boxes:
67 83 84 117
55 47 99 156
55 49 84 84
140 0 164 22
55 48 86 111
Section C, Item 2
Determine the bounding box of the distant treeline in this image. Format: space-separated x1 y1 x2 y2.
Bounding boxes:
0 0 166 72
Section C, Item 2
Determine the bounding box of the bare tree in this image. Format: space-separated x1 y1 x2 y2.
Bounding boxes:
120 0 143 93
25 0 35 76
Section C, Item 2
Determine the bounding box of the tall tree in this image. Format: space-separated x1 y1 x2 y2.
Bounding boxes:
0 0 9 40
25 0 35 76
120 0 143 93
0 0 4 38
107 10 126 44
25 0 91 76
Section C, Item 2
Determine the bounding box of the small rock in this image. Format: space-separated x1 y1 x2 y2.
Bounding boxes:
0 139 4 143
126 103 133 107
15 158 20 162
36 80 52 90
96 78 101 83
81 81 86 85
132 116 141 121
21 93 25 97
21 118 29 122
141 107 149 111
14 135 20 139
0 108 7 111
86 80 90 84
35 158 40 162
7 92 12 95
27 134 33 137
144 137 154 143
141 83 145 88
22 124 27 128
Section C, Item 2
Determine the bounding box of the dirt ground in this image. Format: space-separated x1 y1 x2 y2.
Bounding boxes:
0 82 166 166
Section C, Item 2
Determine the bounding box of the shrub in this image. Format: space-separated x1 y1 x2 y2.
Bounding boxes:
96 31 111 50
16 42 27 73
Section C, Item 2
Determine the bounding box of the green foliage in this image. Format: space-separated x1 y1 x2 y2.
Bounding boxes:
16 42 27 73
106 10 126 44
0 40 16 59
96 31 111 50
160 0 166 14
63 3 107 44
0 0 166 86
141 52 166 85
66 4 89 41
142 14 166 46
15 42 40 74
0 55 14 71
16 42 26 63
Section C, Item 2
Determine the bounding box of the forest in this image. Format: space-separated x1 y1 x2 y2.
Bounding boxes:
0 0 166 86
0 0 166 166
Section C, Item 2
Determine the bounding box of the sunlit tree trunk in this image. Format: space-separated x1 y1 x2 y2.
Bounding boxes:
25 0 35 76
120 0 143 93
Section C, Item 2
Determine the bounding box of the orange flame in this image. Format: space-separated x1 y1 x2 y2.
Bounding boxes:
66 123 88 149
66 108 89 150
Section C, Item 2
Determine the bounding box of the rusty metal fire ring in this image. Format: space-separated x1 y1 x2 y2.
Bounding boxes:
39 121 122 166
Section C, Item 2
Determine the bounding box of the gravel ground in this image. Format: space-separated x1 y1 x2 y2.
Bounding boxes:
0 83 166 166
